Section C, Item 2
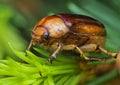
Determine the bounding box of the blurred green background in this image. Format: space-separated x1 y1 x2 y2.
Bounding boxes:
0 0 120 84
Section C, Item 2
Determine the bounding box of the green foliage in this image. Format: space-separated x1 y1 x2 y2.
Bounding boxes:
0 4 26 58
0 0 120 85
0 43 118 85
0 43 78 85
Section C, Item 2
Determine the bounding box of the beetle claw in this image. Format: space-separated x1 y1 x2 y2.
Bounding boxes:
48 58 53 64
48 55 56 64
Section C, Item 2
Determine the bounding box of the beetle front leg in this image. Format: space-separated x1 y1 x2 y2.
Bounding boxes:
49 44 62 63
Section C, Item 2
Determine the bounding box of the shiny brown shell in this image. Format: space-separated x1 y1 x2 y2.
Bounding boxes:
28 14 106 50
55 14 106 48
27 14 107 63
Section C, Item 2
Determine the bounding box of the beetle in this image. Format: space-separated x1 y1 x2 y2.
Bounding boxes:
27 14 117 63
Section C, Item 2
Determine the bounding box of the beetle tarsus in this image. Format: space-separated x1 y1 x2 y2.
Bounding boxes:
48 55 56 64
86 58 102 61
48 58 52 64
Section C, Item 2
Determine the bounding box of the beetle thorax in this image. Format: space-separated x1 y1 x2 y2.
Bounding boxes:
41 16 69 38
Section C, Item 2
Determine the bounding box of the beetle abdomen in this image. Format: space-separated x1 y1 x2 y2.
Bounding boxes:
56 14 106 49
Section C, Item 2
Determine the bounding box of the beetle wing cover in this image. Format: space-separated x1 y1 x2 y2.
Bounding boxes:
57 14 106 37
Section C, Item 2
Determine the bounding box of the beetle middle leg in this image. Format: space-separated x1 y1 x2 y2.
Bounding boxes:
75 46 101 61
62 44 101 61
49 44 62 63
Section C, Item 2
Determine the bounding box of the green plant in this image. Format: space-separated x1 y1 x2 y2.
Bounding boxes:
0 0 120 85
0 43 118 85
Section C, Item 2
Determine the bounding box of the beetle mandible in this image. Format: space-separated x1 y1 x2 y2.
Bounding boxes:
27 14 117 63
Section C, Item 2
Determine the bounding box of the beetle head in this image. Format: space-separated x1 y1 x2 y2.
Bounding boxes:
27 26 49 50
27 15 69 51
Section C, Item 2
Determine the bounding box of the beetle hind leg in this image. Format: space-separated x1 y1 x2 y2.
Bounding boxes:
78 44 117 61
98 46 117 58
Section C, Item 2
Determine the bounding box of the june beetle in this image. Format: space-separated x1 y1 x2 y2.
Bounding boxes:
27 14 116 63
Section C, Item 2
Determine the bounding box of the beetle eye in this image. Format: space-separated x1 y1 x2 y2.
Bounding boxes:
43 32 49 40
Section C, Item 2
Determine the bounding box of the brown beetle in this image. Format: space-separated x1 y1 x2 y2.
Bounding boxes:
27 14 117 63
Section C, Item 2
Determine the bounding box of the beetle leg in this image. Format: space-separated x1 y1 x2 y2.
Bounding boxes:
27 39 33 51
25 39 34 56
75 46 101 61
49 44 62 63
98 46 117 58
75 46 89 60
